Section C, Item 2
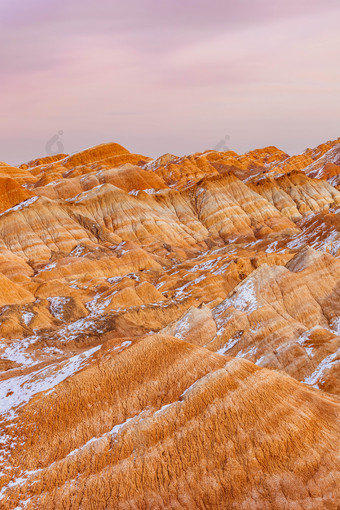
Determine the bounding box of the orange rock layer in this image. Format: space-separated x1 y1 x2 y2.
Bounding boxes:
0 138 339 509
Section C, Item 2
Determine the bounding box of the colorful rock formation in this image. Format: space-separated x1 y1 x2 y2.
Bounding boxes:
0 138 339 509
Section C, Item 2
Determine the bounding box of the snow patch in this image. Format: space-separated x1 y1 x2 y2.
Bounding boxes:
1 335 40 366
174 313 192 340
48 297 68 321
70 245 86 257
0 197 39 218
86 295 112 316
0 345 101 418
329 317 340 336
154 403 175 415
217 334 242 355
66 410 145 457
21 312 34 326
180 380 200 398
232 279 259 313
236 346 257 358
303 347 340 388
108 340 132 354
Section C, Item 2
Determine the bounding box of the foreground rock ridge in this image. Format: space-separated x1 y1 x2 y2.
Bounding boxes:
0 139 340 509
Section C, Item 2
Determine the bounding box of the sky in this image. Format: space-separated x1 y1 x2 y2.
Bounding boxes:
1 0 340 165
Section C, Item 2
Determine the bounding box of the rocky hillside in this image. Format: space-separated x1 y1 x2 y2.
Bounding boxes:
0 139 339 509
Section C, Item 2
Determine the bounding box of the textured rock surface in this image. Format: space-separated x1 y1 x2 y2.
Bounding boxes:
0 139 339 509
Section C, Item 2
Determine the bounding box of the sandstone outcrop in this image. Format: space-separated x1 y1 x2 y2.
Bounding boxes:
0 138 339 509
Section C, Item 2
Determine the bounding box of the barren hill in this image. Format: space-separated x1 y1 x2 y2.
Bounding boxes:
0 139 339 509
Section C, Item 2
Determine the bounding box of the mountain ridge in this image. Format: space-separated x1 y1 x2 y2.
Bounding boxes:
0 137 339 509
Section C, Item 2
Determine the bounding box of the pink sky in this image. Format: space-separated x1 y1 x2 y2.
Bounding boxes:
1 0 340 164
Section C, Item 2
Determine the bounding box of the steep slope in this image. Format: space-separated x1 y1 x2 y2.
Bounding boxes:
170 247 340 395
0 196 100 263
0 138 339 509
193 173 298 242
1 335 339 509
0 163 37 185
247 170 340 220
0 272 35 307
0 178 35 214
27 143 151 188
